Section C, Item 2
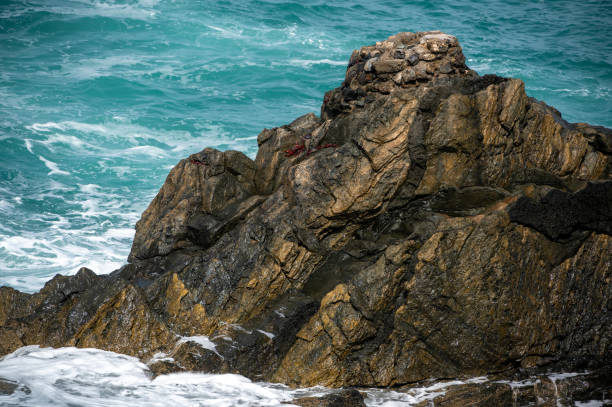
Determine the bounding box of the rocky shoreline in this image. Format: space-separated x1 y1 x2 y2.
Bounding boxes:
1 31 611 405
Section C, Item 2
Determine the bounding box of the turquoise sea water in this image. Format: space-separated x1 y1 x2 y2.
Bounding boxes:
1 0 611 292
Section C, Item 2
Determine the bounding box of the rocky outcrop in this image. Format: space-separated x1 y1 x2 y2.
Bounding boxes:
1 31 611 398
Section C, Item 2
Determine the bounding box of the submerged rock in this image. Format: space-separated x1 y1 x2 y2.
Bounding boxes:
1 31 611 399
0 378 19 395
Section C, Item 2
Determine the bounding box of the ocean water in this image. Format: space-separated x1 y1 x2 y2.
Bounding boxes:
0 1 611 404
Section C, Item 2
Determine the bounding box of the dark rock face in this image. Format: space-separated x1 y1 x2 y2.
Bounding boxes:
508 181 612 240
1 31 611 398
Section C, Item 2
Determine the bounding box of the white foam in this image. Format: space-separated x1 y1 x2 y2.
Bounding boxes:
38 155 70 176
576 401 611 407
27 122 65 132
288 59 347 67
27 119 213 157
25 0 158 21
41 133 87 149
0 346 300 407
0 213 132 292
0 275 51 291
124 145 167 158
364 376 489 406
494 378 538 389
206 25 245 40
0 199 13 212
66 55 148 80
177 336 223 358
548 372 587 381
24 139 33 153
147 352 174 364
257 330 275 339
79 183 101 194
0 235 38 252
104 228 135 240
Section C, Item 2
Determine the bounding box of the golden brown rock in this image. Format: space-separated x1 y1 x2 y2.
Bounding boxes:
0 32 610 398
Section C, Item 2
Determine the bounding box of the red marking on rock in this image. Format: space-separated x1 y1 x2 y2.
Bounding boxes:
286 143 338 157
190 159 206 166
284 144 306 157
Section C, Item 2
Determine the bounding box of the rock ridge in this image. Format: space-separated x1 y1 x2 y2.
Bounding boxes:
1 31 611 400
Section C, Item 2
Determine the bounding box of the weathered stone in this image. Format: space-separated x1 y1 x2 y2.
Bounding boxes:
428 40 449 53
0 32 610 400
373 59 405 73
406 51 419 66
288 389 366 407
363 57 377 72
0 378 19 395
410 370 612 407
421 382 513 406
128 147 257 261
439 61 453 74
419 52 436 61
402 68 416 82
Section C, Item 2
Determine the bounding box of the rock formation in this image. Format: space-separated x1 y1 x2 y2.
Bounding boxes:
1 31 611 401
288 389 366 407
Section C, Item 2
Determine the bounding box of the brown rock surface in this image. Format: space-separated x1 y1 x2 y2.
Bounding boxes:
288 389 366 407
1 32 611 399
407 369 612 407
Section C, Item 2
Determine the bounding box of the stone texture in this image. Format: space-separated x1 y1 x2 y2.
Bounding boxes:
0 32 610 401
410 369 612 407
0 378 19 395
288 389 366 407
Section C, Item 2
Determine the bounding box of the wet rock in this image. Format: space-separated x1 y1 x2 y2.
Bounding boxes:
373 59 405 73
289 389 366 407
406 51 419 66
0 31 610 392
128 148 257 261
409 370 612 407
417 382 513 406
0 378 18 395
363 57 377 72
439 61 453 74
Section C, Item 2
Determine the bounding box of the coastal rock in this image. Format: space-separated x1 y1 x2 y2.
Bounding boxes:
409 369 612 407
0 378 19 395
288 389 366 407
1 31 611 400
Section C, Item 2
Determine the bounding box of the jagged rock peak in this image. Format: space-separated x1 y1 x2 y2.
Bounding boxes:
322 31 470 120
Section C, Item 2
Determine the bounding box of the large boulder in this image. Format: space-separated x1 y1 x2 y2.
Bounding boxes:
1 32 610 396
